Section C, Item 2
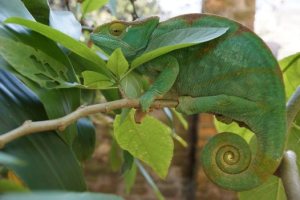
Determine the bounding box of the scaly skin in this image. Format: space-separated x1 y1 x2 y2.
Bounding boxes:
91 14 286 191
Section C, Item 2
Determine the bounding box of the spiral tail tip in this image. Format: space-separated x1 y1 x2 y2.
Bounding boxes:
201 132 263 191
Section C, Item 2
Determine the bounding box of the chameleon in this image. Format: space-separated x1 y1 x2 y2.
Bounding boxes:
91 14 286 191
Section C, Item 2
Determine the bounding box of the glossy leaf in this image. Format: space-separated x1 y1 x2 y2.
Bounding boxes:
4 17 112 78
107 48 129 78
239 176 287 200
50 10 82 40
0 0 81 145
124 161 137 194
280 52 300 99
72 118 96 161
0 152 23 166
0 36 81 89
114 110 174 178
81 0 109 17
0 0 34 22
82 71 115 89
0 69 86 190
22 0 50 24
0 192 123 200
131 27 228 68
280 52 300 170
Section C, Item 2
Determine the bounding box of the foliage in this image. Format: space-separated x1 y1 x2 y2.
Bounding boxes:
0 0 299 200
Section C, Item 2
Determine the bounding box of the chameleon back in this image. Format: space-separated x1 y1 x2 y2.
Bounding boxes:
148 14 286 190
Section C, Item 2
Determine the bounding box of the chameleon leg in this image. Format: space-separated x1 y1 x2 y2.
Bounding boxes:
176 95 285 191
139 55 179 111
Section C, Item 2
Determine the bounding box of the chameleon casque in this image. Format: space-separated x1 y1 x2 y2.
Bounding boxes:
91 14 286 191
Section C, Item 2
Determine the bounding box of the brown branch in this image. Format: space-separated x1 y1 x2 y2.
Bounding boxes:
0 99 178 148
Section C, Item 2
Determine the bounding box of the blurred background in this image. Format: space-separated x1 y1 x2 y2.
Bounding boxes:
49 0 300 199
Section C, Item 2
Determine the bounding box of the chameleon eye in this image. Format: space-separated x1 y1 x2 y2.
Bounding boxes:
109 23 127 36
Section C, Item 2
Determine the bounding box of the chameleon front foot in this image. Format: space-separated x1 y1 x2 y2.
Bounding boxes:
139 92 156 112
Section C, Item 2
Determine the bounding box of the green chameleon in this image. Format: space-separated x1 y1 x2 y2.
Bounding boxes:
91 14 286 191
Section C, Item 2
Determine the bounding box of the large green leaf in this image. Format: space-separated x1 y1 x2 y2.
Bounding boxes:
114 110 174 178
0 69 86 190
0 36 81 89
50 11 82 40
82 71 115 89
131 27 228 69
4 17 112 78
21 0 50 24
81 0 109 17
280 52 300 170
0 0 33 22
239 176 287 200
72 118 96 161
0 192 123 200
0 0 81 145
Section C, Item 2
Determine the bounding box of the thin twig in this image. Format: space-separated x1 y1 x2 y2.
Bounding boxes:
0 99 178 148
129 0 139 20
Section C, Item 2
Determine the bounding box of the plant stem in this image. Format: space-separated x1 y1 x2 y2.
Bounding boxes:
0 99 178 148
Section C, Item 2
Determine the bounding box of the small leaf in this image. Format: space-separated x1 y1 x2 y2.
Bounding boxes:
4 17 112 78
114 110 174 178
131 27 228 68
82 70 115 89
107 48 129 77
120 72 143 98
239 176 287 200
0 36 80 89
81 0 109 17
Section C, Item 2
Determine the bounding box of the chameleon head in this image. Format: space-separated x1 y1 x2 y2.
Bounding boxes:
91 16 159 59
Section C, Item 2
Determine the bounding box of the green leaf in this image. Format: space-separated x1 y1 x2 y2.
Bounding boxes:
124 161 137 194
0 179 29 192
0 36 81 89
107 48 129 77
114 110 174 178
0 69 86 190
120 72 144 98
279 52 300 170
21 0 50 24
0 1 81 145
82 71 115 89
72 118 96 161
0 0 34 22
109 139 122 171
239 176 287 200
0 192 123 200
81 0 109 17
50 11 82 40
4 17 112 78
279 52 300 99
131 27 228 69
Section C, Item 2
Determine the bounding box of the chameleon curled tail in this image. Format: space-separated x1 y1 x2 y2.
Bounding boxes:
201 122 285 191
